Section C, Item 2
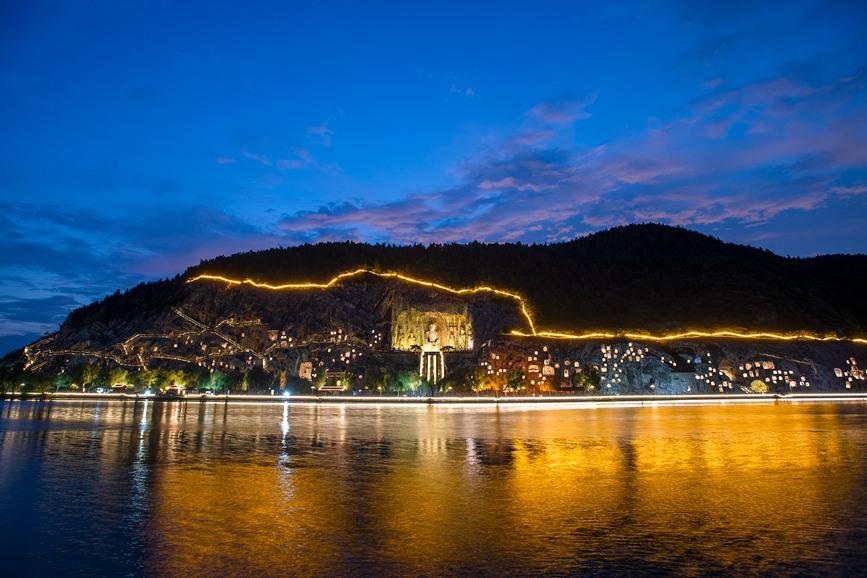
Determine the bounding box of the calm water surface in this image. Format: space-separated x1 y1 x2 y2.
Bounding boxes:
1 399 867 577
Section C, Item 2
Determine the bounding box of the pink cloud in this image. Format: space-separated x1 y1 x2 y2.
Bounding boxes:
701 76 724 89
449 83 476 98
276 147 322 171
529 96 596 125
830 185 867 198
477 177 543 192
306 124 334 146
509 129 555 147
242 151 272 166
276 159 305 170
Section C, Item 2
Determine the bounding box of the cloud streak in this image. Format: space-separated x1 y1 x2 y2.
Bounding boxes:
271 71 866 250
0 201 282 344
529 96 596 125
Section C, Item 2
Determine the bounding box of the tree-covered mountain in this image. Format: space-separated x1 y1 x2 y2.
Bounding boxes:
162 223 865 337
6 224 867 396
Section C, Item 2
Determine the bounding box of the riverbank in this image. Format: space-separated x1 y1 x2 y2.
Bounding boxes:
3 391 867 405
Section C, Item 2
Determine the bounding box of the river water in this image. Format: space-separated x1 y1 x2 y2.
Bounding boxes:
1 399 866 577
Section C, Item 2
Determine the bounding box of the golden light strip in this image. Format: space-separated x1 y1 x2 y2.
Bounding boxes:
189 270 537 335
511 330 867 345
189 270 866 346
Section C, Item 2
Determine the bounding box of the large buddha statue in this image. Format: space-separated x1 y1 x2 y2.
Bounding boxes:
424 322 439 351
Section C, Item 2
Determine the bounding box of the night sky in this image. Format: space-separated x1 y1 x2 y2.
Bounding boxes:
1 0 866 356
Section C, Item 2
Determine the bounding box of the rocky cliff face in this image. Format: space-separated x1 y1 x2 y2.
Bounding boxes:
23 275 529 377
19 269 867 395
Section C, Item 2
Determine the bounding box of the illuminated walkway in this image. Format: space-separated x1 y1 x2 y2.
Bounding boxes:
7 391 867 405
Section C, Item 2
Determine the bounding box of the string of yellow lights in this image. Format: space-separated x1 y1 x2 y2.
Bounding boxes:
188 271 867 346
24 348 134 370
189 271 538 334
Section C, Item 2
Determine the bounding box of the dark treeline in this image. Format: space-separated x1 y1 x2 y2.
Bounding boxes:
65 275 188 328
68 224 867 337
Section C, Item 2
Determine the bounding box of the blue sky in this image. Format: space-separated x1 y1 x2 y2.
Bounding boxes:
1 0 866 355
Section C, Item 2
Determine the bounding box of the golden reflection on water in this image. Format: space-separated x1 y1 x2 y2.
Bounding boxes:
496 405 857 573
4 400 864 575
129 402 867 575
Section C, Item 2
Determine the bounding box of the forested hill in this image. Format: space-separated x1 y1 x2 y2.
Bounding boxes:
70 224 867 337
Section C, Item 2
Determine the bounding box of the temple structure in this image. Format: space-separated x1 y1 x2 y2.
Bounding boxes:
389 293 475 384
391 308 473 351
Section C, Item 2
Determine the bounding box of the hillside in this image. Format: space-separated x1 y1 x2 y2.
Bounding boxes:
7 224 867 396
178 224 867 336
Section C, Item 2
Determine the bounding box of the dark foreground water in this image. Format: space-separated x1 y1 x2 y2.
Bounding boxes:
2 400 867 577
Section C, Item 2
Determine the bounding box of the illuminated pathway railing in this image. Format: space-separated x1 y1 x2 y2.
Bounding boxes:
23 347 136 370
173 307 263 360
189 270 867 346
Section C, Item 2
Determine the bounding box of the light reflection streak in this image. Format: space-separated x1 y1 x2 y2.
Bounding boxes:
277 401 295 504
127 400 150 527
464 437 481 475
281 401 290 443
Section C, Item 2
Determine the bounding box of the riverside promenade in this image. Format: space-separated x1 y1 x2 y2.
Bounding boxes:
4 391 867 405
